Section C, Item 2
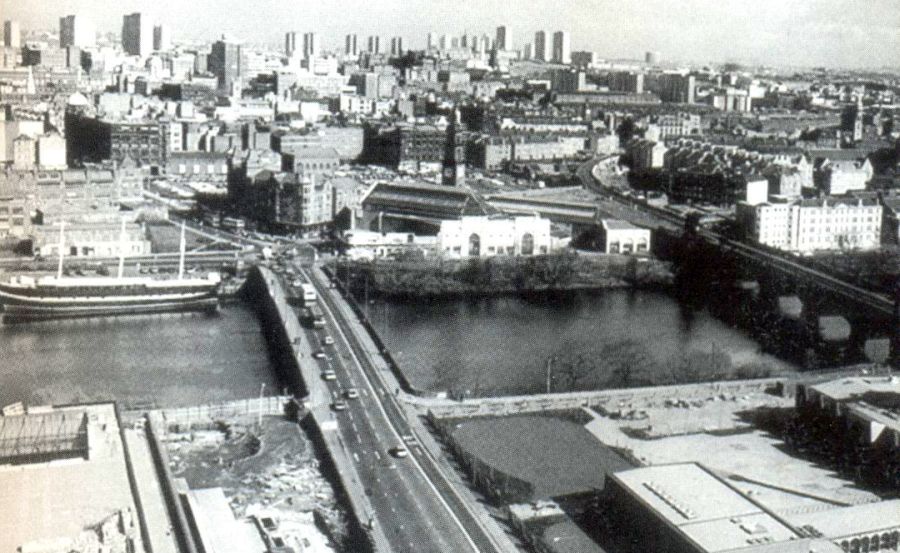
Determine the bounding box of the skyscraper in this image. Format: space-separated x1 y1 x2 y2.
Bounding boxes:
495 26 511 51
534 31 547 62
552 31 571 64
4 20 21 48
285 31 298 57
153 24 170 51
426 32 436 51
345 34 358 56
60 15 94 48
367 35 380 54
122 13 152 57
209 36 242 93
303 33 321 59
439 34 449 51
390 37 404 56
523 43 533 60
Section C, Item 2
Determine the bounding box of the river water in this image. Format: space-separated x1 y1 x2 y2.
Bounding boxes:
0 304 281 409
367 289 799 397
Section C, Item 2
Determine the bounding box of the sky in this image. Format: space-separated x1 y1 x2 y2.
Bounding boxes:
3 0 899 69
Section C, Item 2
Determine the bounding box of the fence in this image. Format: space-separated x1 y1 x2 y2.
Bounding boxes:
150 396 294 434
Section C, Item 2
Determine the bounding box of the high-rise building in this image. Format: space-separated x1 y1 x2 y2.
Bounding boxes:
345 34 358 56
209 36 242 93
303 33 321 59
552 31 571 64
122 13 152 57
439 34 449 51
645 51 660 65
367 35 380 54
534 31 547 61
658 73 695 103
390 37 404 56
479 35 491 54
152 24 170 51
4 20 21 48
522 43 533 60
60 15 94 48
495 26 511 51
285 31 298 57
426 32 436 51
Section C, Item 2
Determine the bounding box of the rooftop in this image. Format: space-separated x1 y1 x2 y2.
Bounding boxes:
785 500 900 540
0 403 139 553
610 463 799 552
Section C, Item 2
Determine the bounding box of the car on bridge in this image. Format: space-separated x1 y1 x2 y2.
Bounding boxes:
345 388 359 399
313 350 327 360
331 400 348 411
389 446 409 458
321 370 337 381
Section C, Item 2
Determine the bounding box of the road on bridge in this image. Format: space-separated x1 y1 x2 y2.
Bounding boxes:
288 263 501 553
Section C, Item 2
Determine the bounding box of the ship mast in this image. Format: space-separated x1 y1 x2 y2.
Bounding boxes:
117 218 127 279
177 221 186 280
56 221 65 279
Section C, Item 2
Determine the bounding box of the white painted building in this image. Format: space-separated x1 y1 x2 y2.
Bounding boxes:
438 215 551 258
597 219 651 254
342 230 436 260
819 159 873 195
738 197 881 253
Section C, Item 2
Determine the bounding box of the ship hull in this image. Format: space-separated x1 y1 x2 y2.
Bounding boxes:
1 296 219 324
0 281 220 324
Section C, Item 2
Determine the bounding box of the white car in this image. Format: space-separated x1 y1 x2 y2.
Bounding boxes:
321 370 337 381
344 388 359 399
323 336 334 346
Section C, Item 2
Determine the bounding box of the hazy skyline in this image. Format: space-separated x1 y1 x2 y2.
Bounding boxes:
3 0 898 69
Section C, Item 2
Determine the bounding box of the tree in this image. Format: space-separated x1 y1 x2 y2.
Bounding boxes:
616 117 636 147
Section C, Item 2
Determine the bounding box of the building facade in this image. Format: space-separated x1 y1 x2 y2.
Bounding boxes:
738 197 882 253
437 215 551 258
122 13 152 57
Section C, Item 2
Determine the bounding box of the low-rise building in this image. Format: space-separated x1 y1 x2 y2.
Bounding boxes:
165 151 228 180
342 229 437 260
33 220 151 257
817 159 873 195
437 215 551 258
282 147 340 177
605 461 899 553
596 219 651 254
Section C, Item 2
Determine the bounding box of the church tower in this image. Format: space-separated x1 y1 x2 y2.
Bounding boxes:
442 108 466 187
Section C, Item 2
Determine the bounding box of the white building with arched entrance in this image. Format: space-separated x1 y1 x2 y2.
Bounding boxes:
438 215 552 258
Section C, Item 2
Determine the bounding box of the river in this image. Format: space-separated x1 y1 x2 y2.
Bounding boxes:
0 304 281 409
366 289 799 397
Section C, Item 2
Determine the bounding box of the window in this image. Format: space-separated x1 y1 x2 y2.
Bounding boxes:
521 233 534 255
468 234 480 256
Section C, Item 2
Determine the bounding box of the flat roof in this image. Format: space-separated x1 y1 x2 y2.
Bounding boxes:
611 463 799 552
785 500 900 540
0 403 139 553
808 376 900 402
183 488 266 553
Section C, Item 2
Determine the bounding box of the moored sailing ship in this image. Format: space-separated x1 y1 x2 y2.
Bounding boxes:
0 221 220 323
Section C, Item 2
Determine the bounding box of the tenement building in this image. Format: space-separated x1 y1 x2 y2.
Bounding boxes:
737 196 882 253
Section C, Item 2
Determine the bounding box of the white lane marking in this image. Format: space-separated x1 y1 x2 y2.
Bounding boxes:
304 266 482 553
